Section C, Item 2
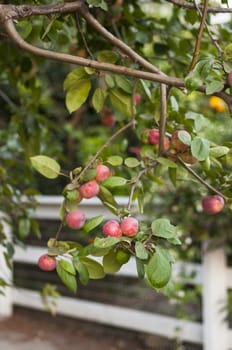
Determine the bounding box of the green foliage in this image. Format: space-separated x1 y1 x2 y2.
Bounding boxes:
1 0 232 299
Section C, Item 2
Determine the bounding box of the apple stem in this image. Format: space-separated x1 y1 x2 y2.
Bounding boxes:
74 120 134 183
55 221 64 242
177 156 227 200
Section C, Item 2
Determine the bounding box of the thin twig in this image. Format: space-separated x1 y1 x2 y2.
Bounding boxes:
75 120 134 182
158 84 167 156
192 0 223 57
166 0 232 13
55 221 64 242
130 78 139 128
189 0 209 71
177 156 227 200
127 167 148 211
0 89 17 109
75 12 94 59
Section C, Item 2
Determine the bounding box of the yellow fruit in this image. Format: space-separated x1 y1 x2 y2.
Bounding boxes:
209 96 226 112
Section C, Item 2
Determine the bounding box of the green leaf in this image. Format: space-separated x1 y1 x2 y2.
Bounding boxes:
83 215 104 233
115 76 132 93
79 257 105 279
168 236 182 245
151 218 176 239
170 95 179 112
178 130 191 145
30 155 61 179
73 257 89 285
157 157 177 168
18 218 31 239
135 241 148 260
185 111 206 132
92 88 107 112
109 88 133 117
116 250 130 265
59 258 76 275
191 137 210 161
16 20 32 39
210 146 229 158
65 79 91 113
105 74 115 88
124 157 140 168
206 80 224 95
101 176 127 188
140 79 152 100
103 249 122 273
94 236 120 249
56 262 77 293
63 68 88 91
81 168 96 182
98 50 118 63
168 167 177 187
107 155 123 166
185 59 213 92
145 248 172 289
136 258 145 279
98 185 118 209
224 43 232 61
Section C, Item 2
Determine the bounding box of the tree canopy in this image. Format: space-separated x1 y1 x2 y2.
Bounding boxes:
1 0 232 294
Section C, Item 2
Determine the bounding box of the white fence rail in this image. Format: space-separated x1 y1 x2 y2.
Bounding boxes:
0 196 232 349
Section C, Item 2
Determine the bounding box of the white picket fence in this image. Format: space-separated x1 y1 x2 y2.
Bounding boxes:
0 196 232 349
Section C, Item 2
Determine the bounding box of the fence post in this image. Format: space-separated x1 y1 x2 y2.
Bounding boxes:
202 244 228 350
0 216 13 318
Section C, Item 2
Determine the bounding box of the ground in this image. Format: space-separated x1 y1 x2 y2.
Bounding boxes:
0 307 178 350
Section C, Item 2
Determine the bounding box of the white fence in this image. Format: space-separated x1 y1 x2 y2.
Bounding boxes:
0 196 232 349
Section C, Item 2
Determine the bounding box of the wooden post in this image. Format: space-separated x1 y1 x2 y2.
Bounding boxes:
0 216 13 318
202 244 228 350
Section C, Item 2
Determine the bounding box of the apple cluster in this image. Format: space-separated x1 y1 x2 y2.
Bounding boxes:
65 164 112 229
38 164 112 271
103 217 139 238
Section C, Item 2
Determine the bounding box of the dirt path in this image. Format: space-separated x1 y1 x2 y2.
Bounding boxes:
0 307 175 350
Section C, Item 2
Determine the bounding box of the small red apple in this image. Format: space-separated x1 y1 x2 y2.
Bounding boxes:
163 136 170 151
38 254 57 271
103 220 122 237
228 71 232 87
79 180 100 199
100 107 116 127
66 210 86 229
148 129 160 145
202 195 225 214
134 94 141 105
171 130 190 152
96 164 111 183
128 146 141 158
120 217 139 237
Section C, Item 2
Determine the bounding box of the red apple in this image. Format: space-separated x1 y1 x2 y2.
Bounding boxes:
100 107 116 127
171 130 190 152
120 217 139 237
103 220 122 237
202 195 225 214
163 136 170 151
79 180 100 199
148 129 160 145
134 94 141 105
96 164 111 183
66 210 86 229
228 71 232 87
38 254 56 271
